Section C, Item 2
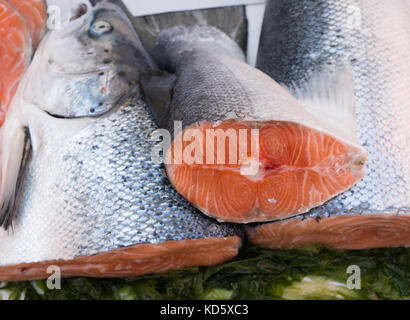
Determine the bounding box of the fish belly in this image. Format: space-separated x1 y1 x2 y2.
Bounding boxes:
247 215 410 250
0 237 240 281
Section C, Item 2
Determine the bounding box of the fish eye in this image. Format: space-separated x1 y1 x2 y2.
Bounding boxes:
90 20 113 36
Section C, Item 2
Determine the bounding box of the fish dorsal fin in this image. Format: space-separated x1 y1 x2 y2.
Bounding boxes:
289 61 358 137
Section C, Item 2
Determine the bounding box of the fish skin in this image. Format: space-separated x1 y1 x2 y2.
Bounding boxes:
249 0 410 248
147 24 367 223
0 2 241 268
149 25 247 132
151 24 364 143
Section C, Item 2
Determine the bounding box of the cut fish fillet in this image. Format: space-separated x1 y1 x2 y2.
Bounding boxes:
0 0 31 125
246 215 410 250
166 121 367 223
8 0 47 49
0 236 241 281
148 25 367 225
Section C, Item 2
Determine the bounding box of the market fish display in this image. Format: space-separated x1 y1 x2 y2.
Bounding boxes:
147 25 367 224
248 0 410 249
0 2 241 281
8 0 47 49
0 0 32 125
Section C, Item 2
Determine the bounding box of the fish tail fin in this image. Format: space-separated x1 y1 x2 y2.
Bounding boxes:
287 59 359 142
0 110 31 230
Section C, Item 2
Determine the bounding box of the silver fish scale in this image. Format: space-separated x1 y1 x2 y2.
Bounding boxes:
257 0 410 219
0 97 239 266
152 25 251 132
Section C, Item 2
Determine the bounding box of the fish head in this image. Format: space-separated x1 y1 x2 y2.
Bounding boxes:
29 2 156 117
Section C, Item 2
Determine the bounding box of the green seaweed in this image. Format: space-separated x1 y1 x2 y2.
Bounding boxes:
1 245 409 300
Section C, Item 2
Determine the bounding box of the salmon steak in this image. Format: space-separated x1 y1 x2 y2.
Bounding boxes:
0 2 242 281
0 0 31 125
8 0 47 49
144 25 367 224
247 0 410 249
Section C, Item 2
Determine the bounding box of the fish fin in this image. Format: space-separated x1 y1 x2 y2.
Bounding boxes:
140 71 176 127
289 61 358 136
0 118 31 230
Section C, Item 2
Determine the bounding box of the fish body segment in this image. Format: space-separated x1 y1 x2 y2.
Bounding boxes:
248 0 410 249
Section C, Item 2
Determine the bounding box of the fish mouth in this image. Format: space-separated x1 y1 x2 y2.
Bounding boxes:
57 2 118 40
70 3 89 21
58 12 91 40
